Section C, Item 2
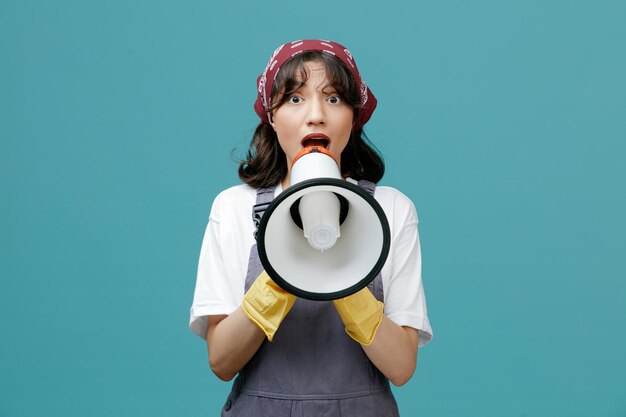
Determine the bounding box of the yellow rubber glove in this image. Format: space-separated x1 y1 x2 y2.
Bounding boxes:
241 271 296 342
333 287 384 346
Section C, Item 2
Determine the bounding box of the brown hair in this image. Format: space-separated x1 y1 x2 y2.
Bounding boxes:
239 51 384 188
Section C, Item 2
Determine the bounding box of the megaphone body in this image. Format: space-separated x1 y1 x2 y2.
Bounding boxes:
289 147 343 252
256 146 390 301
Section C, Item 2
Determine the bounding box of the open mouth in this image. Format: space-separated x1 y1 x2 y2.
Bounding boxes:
301 134 330 149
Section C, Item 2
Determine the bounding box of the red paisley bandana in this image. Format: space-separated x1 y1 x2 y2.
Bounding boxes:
253 40 377 129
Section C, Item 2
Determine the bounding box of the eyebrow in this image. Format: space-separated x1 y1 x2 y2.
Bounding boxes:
320 84 341 96
290 81 337 94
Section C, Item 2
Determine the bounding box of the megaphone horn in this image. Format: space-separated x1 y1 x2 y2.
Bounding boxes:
257 146 390 301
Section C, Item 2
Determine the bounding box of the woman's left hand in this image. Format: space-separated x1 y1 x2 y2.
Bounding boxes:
332 287 383 345
333 288 419 386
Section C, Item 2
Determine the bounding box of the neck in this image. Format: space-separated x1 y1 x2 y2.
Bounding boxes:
281 174 291 191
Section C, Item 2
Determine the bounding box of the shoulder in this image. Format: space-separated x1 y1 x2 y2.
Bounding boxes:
373 185 419 225
210 183 258 221
214 183 257 204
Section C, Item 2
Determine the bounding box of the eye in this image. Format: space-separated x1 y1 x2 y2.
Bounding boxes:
288 96 302 104
327 95 342 104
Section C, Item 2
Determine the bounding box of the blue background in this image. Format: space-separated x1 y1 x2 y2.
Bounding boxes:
1 0 625 416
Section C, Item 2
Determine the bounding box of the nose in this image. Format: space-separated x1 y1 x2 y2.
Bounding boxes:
305 97 326 125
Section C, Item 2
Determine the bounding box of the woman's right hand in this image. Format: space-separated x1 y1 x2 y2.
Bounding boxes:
241 270 296 341
206 271 295 381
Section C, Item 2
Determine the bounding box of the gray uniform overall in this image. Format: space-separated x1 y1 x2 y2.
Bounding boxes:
221 180 399 417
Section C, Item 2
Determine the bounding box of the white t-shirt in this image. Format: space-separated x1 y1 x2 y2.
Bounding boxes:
189 180 433 347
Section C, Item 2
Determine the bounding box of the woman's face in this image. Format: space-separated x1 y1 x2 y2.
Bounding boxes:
271 61 354 185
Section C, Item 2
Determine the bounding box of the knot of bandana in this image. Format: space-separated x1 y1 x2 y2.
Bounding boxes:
253 40 377 129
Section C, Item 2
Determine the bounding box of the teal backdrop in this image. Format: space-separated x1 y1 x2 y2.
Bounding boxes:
1 0 625 416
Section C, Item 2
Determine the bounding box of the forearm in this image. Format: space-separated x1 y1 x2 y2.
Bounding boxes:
206 308 265 381
362 316 419 386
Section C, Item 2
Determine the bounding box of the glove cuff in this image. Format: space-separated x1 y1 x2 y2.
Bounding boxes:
242 271 296 342
333 288 384 345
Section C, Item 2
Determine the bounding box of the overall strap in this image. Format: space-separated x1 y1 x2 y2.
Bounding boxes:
252 187 275 239
357 179 376 196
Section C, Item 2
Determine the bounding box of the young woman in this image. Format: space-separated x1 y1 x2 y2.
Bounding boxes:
190 39 433 417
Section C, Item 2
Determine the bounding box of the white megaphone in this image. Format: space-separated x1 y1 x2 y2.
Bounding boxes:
256 146 390 301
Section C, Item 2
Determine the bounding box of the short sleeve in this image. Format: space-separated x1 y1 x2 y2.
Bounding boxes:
188 194 241 340
380 190 433 347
